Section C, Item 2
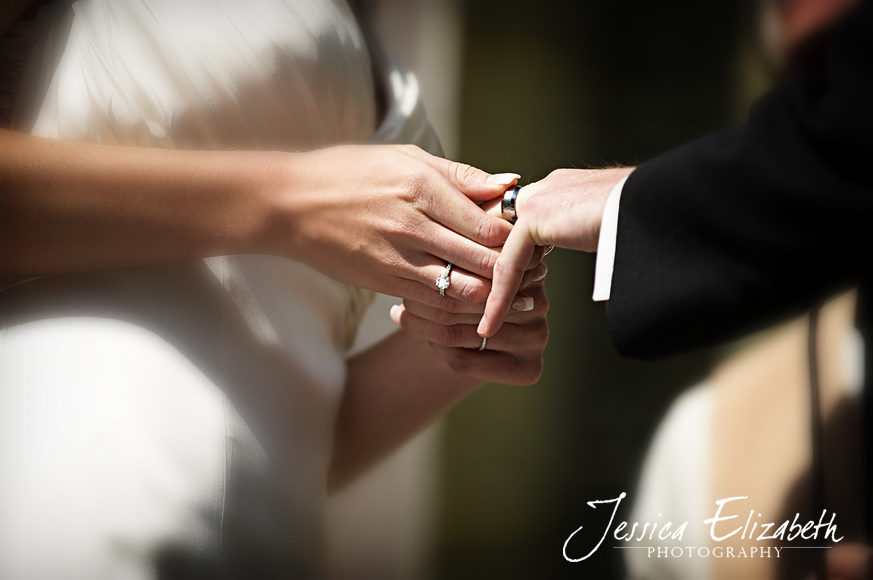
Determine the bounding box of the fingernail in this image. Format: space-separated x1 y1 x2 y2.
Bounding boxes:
534 265 548 282
511 296 534 312
477 319 488 336
486 172 520 186
389 304 402 324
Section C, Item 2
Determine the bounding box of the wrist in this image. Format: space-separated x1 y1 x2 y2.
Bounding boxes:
591 167 634 249
243 149 317 260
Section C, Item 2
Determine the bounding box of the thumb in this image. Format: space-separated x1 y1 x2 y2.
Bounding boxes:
395 145 519 201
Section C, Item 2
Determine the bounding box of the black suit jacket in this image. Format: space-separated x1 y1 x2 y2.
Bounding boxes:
607 1 873 359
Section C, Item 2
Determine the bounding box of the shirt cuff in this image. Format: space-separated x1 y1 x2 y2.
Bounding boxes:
591 175 629 302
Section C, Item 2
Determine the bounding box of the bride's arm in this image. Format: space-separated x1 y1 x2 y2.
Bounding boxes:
329 277 548 491
0 129 278 275
1 129 524 306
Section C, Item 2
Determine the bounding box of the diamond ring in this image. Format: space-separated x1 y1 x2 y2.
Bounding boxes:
436 263 453 296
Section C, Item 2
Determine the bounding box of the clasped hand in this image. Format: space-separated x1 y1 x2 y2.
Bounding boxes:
391 165 637 385
284 144 550 385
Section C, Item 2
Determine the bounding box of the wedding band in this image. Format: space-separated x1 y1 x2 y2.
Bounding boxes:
436 263 453 296
544 245 555 255
478 337 488 351
502 185 520 224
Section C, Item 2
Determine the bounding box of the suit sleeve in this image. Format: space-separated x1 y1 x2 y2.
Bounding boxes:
607 2 873 359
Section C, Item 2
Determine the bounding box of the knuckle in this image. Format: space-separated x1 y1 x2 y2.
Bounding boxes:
473 215 491 242
471 214 496 248
400 171 428 204
478 247 498 276
456 278 488 304
444 351 473 375
450 161 476 186
438 323 464 346
438 294 464 314
493 258 525 279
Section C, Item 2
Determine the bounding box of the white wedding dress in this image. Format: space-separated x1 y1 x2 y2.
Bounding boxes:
0 1 439 578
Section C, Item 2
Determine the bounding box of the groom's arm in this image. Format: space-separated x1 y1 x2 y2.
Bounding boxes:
605 1 873 358
479 2 873 344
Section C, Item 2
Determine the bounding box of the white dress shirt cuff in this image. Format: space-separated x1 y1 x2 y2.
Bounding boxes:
592 176 629 302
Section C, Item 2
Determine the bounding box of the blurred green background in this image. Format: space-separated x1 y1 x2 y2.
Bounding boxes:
432 1 764 578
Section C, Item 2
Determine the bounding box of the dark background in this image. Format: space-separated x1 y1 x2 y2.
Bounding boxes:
434 1 763 578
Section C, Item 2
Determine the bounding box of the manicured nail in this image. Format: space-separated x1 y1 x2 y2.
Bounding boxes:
534 265 548 282
390 304 402 324
511 296 534 312
477 319 488 336
486 172 520 186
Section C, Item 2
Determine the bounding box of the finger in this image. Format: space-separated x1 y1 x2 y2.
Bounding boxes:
429 343 544 386
483 183 541 220
402 299 484 324
513 182 541 217
395 145 519 201
519 260 548 291
403 257 493 304
391 304 493 349
427 226 545 281
478 221 537 337
389 277 493 313
391 304 542 352
404 249 546 305
402 284 547 325
420 182 513 249
527 245 547 269
421 223 503 279
481 196 502 218
386 267 547 314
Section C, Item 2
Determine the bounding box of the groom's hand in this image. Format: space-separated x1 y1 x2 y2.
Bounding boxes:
478 166 635 337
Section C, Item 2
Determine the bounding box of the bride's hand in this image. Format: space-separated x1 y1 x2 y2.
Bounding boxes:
389 264 549 386
270 144 522 307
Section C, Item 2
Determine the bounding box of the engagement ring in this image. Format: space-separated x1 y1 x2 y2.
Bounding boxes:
436 263 453 296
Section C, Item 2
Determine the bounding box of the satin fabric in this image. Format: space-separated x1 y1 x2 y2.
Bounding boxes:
0 1 439 577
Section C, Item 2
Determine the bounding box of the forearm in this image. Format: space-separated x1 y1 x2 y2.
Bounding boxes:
0 129 286 275
329 330 483 491
0 132 515 310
